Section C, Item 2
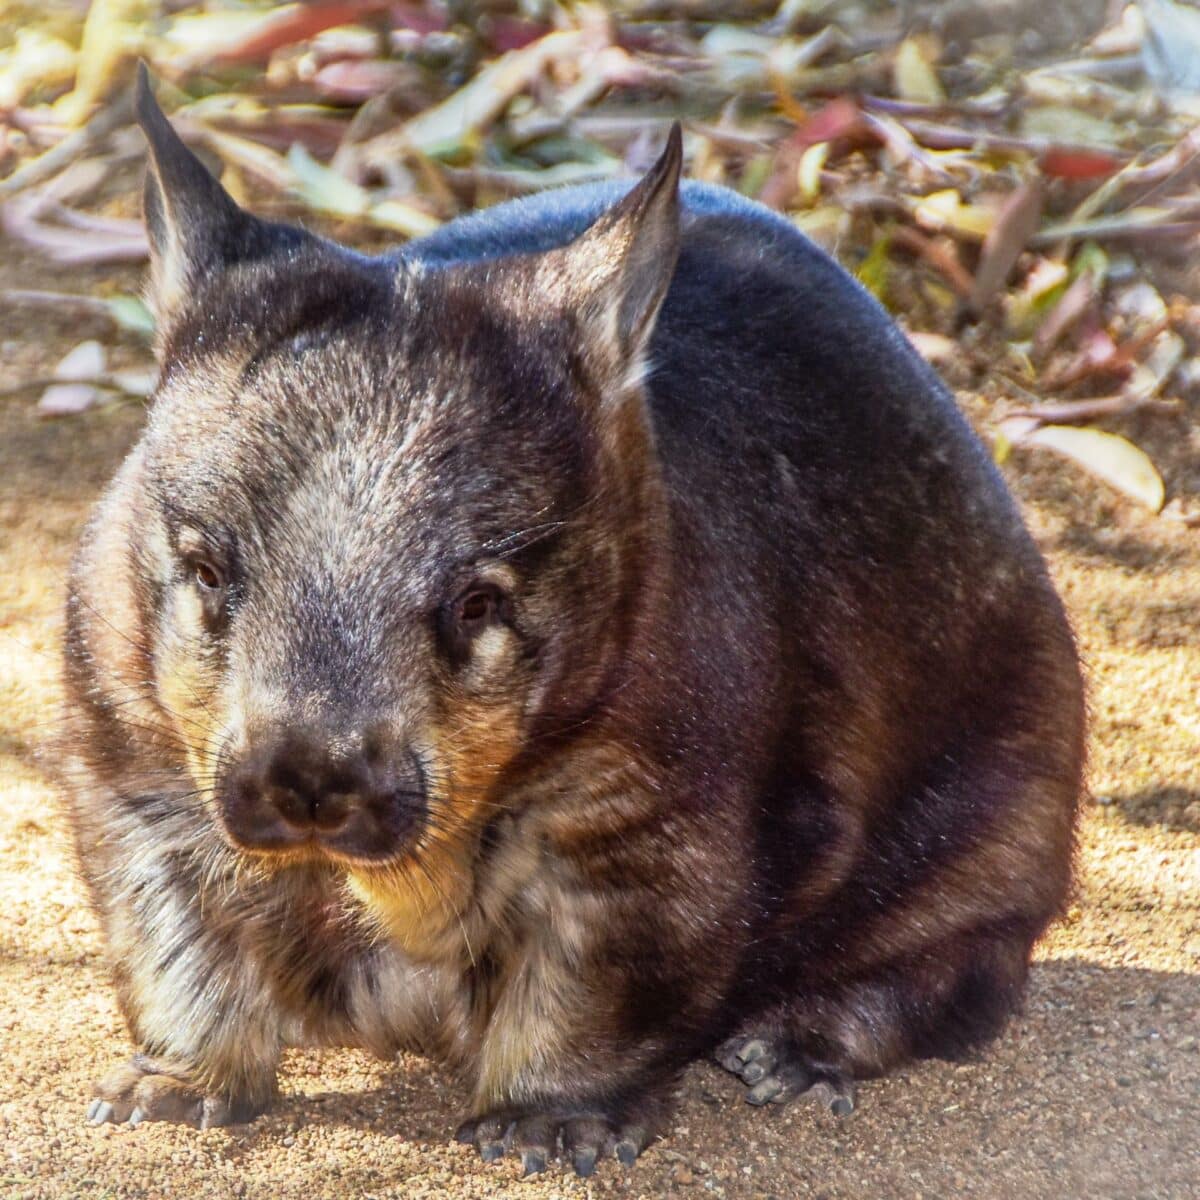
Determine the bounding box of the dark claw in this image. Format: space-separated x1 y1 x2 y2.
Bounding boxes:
521 1149 547 1177
573 1148 598 1178
479 1141 504 1164
454 1120 476 1145
831 1096 854 1117
615 1139 639 1166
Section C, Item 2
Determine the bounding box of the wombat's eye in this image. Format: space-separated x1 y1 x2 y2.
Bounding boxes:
438 583 509 665
456 586 500 629
193 560 224 591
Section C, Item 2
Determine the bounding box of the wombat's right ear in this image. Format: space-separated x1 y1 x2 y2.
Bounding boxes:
135 64 252 324
539 123 682 390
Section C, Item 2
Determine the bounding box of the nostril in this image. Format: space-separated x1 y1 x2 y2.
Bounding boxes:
311 792 355 832
268 785 313 829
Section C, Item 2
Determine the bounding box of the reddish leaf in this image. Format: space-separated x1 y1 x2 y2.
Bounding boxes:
792 97 865 149
485 16 553 53
312 59 422 104
1040 148 1123 181
181 1 391 70
388 2 450 36
760 100 869 210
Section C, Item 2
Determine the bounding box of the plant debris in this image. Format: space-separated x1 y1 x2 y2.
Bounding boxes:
1 0 1198 513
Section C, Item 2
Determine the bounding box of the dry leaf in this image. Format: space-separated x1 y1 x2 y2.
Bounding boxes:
288 144 440 238
1140 0 1200 94
796 141 828 203
0 30 77 109
894 38 945 106
173 1 390 72
54 0 148 126
913 189 996 240
363 29 592 163
1026 425 1166 511
967 180 1043 317
38 339 106 416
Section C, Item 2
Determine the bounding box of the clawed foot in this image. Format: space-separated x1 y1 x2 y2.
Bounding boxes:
86 1054 266 1130
457 1103 660 1177
716 1034 856 1115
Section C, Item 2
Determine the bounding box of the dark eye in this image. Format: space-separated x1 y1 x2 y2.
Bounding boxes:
438 583 507 664
193 560 224 591
456 586 499 628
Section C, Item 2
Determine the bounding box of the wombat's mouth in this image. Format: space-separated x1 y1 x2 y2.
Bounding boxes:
212 732 429 866
216 794 424 867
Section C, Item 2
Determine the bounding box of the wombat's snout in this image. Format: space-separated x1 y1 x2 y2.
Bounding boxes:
217 726 425 864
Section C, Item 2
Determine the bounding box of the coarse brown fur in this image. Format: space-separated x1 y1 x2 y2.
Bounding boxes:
57 67 1085 1175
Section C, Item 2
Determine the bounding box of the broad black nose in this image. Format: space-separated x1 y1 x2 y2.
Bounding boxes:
218 727 425 861
264 750 364 834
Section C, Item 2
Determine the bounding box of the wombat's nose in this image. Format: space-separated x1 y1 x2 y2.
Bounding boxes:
264 757 363 834
217 727 424 861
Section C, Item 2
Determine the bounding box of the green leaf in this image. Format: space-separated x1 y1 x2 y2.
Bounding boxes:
856 232 893 302
287 142 367 219
105 295 156 339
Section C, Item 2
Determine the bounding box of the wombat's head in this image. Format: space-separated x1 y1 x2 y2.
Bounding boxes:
85 71 680 905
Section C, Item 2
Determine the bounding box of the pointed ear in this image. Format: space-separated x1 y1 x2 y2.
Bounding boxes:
135 63 252 324
548 123 683 384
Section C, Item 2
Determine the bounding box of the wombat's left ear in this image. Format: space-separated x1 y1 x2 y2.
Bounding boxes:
135 64 290 326
549 124 683 383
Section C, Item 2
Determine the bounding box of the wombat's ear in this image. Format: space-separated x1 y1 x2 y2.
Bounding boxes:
135 64 257 324
550 124 682 384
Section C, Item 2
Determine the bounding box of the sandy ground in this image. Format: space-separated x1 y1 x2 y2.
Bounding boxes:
1 242 1198 1200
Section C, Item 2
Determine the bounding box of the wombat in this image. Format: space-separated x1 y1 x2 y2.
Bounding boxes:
60 66 1085 1176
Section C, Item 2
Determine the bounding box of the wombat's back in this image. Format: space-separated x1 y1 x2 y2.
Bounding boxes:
403 179 1024 562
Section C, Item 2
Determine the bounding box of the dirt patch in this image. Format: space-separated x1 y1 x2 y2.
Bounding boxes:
0 244 1197 1200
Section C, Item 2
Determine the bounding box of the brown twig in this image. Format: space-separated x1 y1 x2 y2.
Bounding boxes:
0 92 133 197
889 226 975 298
1041 317 1172 390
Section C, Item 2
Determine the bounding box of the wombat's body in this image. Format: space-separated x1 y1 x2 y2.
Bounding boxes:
61 73 1083 1174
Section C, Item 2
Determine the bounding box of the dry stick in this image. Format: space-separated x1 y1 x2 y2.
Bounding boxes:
861 111 961 185
0 92 133 197
1007 395 1179 425
860 93 1009 119
0 288 116 319
894 116 1134 164
888 226 974 298
1041 317 1172 390
0 374 147 400
1029 215 1200 247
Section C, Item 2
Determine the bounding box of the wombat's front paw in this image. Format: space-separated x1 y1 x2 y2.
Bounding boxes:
457 1099 663 1177
86 1054 266 1130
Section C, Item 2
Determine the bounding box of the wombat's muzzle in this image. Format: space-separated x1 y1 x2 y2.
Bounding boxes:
215 726 426 863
